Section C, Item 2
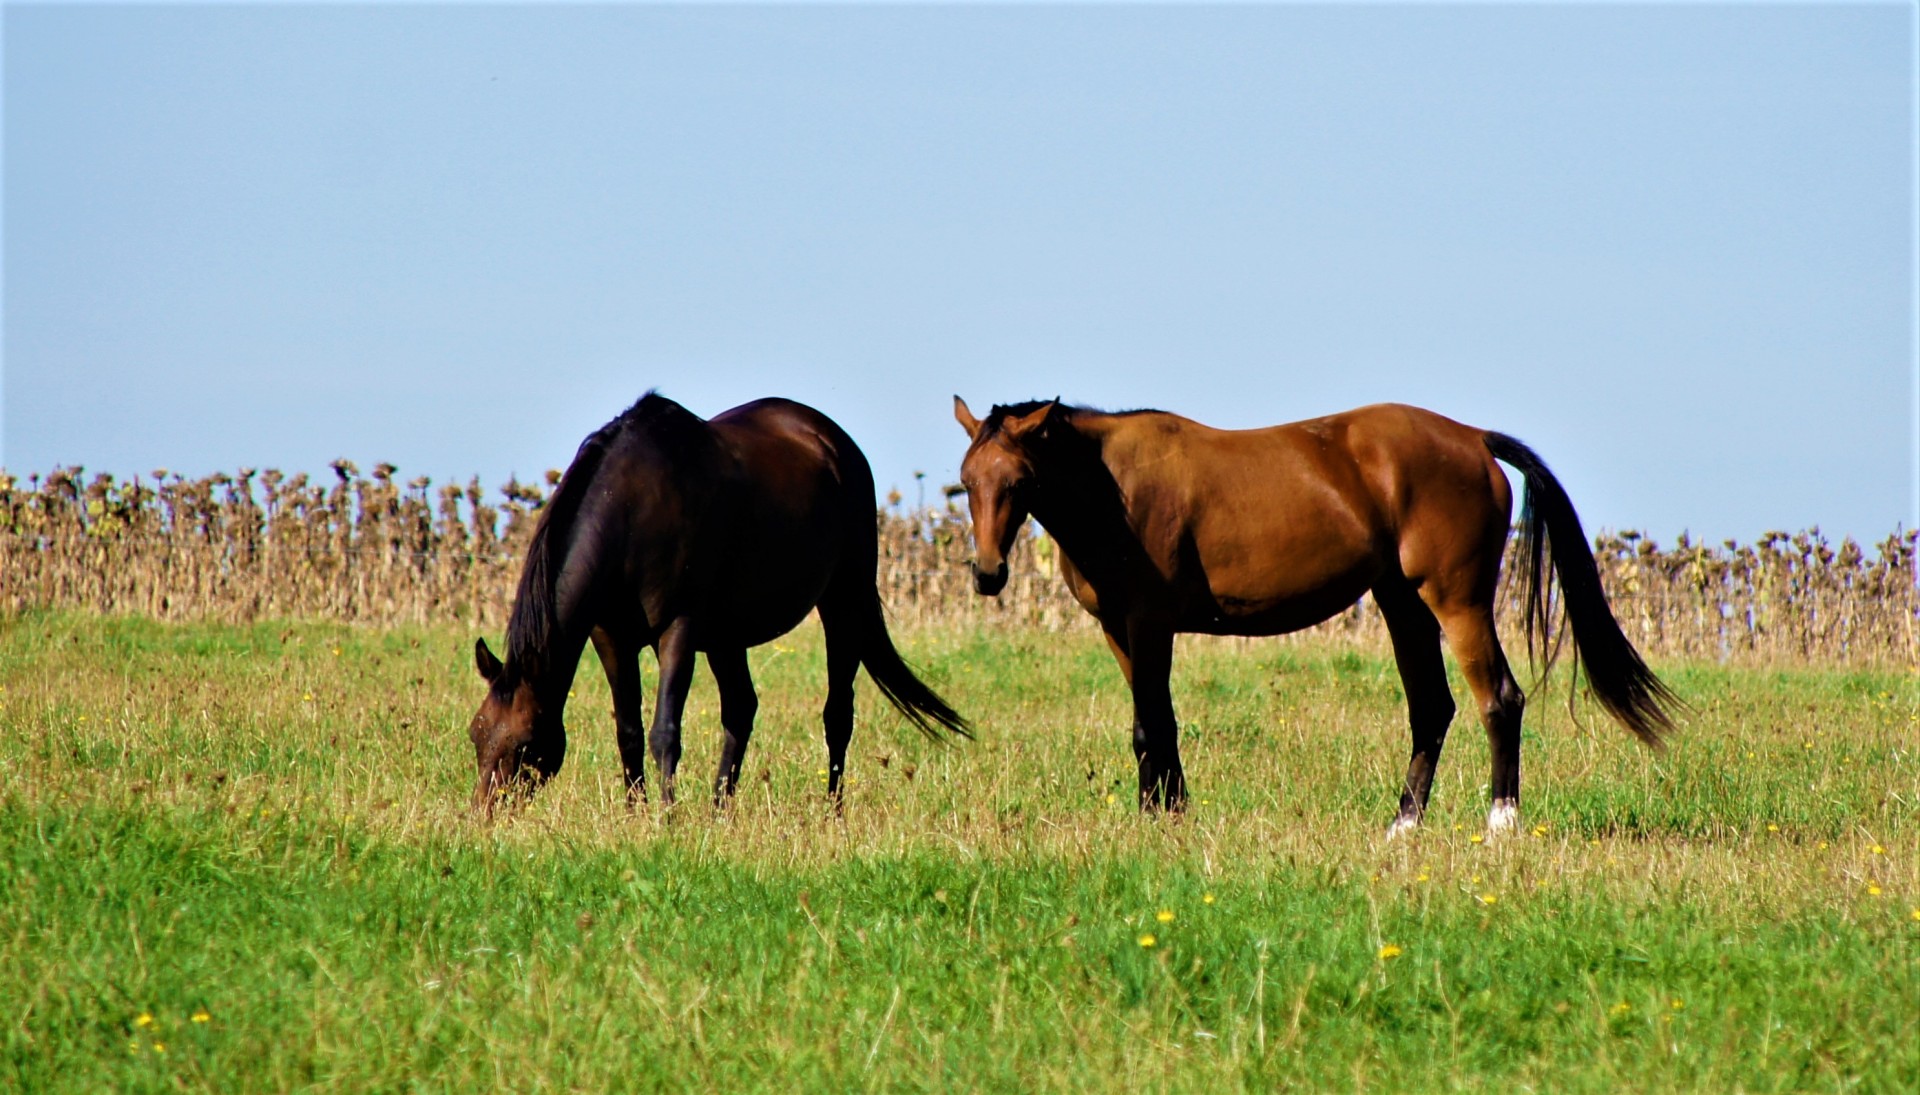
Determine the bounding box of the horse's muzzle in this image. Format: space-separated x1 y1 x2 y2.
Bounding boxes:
973 561 1009 596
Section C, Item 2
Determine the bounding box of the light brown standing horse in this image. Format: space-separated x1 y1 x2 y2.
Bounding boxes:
954 397 1676 834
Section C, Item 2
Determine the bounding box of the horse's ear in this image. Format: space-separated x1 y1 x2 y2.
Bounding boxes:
1002 400 1058 442
953 395 981 439
475 638 503 681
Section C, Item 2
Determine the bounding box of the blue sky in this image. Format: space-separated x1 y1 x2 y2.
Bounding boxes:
4 3 1912 545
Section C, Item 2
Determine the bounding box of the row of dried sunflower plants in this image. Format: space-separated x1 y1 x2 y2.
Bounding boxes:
1 464 1914 668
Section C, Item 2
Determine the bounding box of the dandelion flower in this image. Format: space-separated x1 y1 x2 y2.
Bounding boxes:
1872 844 1886 855
1469 834 1485 844
1910 908 1919 922
1105 793 1116 804
1670 999 1684 1010
1479 894 1498 905
1766 824 1779 833
1377 944 1403 959
191 1009 210 1024
1138 933 1157 948
1202 893 1215 905
134 1013 154 1028
1610 1002 1632 1017
1156 909 1175 923
152 1042 166 1054
1867 881 1883 896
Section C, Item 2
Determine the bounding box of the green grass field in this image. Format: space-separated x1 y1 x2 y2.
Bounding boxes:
2 612 1914 1092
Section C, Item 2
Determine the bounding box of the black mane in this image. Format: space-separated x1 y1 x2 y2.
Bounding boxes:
980 400 1164 438
499 391 707 687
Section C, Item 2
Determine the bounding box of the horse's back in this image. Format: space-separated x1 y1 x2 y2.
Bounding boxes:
708 398 874 520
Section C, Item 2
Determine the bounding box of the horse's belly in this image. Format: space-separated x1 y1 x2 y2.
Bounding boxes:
1183 564 1378 637
691 530 840 649
697 553 834 649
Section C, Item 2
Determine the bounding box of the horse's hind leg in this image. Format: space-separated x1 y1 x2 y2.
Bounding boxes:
647 618 698 806
1434 605 1526 835
590 628 649 806
1376 586 1456 836
707 646 758 806
817 600 860 803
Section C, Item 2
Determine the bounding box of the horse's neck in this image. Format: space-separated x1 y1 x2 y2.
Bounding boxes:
510 523 609 707
1031 418 1143 574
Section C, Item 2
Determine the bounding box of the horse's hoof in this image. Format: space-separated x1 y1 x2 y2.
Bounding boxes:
1486 799 1519 836
1385 815 1419 840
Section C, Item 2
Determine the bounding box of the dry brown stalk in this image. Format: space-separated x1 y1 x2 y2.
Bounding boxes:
0 465 1913 667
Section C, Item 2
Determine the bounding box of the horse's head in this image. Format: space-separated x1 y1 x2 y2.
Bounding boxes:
467 638 567 815
954 396 1059 596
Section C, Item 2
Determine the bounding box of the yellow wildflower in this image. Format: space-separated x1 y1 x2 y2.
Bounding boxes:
191 1009 210 1024
134 1013 153 1028
1202 893 1215 905
1378 944 1403 959
1138 933 1157 948
1156 909 1174 923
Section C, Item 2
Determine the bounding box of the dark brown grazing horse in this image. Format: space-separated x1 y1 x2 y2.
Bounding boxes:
468 393 969 814
954 397 1677 834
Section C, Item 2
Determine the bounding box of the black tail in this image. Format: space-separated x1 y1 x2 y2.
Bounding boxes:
854 591 972 740
1484 432 1679 746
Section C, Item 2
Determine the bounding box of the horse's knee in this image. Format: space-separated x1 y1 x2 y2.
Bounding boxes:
1483 677 1524 732
1414 694 1456 740
724 692 760 734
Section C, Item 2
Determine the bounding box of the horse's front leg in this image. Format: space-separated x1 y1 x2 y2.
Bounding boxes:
590 628 650 807
1123 621 1187 812
648 618 697 806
